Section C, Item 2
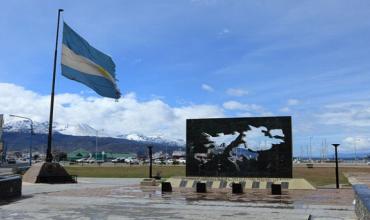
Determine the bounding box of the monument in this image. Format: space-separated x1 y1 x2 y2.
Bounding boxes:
186 116 292 178
165 116 314 191
0 114 3 163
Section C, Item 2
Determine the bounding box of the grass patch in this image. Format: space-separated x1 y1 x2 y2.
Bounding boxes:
65 165 370 187
294 166 370 187
65 165 185 178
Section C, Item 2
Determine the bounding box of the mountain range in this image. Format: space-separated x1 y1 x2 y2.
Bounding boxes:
3 120 368 158
1 120 185 155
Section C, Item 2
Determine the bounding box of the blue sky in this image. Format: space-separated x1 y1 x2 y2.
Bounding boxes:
1 0 370 156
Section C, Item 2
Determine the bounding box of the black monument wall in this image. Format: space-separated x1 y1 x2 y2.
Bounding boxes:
186 116 292 178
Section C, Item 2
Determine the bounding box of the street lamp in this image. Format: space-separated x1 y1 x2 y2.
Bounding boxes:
309 136 313 161
9 114 33 166
148 146 153 178
332 144 340 189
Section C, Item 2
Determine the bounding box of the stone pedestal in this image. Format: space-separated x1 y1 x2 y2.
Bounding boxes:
0 175 22 199
196 182 207 193
161 182 172 192
232 182 244 194
22 162 76 184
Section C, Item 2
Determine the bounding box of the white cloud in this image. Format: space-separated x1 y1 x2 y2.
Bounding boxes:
287 99 299 106
279 99 299 112
279 107 290 112
0 83 224 140
342 136 370 152
235 112 253 117
318 101 370 127
201 84 214 92
218 28 230 37
223 101 263 112
226 88 248 97
222 100 273 117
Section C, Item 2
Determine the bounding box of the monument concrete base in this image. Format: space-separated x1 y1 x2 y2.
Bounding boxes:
165 176 315 190
140 178 161 186
22 162 76 184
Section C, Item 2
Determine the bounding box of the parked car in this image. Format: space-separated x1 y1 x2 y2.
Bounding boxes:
86 158 96 164
76 158 88 163
112 157 125 163
178 159 186 164
7 158 16 164
125 157 139 164
165 159 173 165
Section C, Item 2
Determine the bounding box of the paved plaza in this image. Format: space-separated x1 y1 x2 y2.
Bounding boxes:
0 178 357 220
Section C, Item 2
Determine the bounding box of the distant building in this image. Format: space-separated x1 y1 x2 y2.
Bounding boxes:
102 152 136 161
67 148 90 161
153 151 166 160
172 151 185 159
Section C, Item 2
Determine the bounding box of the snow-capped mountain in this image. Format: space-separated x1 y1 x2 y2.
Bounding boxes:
117 133 185 146
3 119 97 137
3 119 185 146
3 120 49 134
54 123 98 137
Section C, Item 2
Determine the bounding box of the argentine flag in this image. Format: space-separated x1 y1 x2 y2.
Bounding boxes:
61 22 121 99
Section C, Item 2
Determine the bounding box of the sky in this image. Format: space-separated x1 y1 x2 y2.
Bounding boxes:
1 0 370 156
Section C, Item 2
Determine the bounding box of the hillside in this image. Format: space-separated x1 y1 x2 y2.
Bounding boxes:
2 131 184 155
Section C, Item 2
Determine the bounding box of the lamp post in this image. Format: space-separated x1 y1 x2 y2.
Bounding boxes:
309 136 313 161
10 114 33 166
332 144 340 189
148 146 153 178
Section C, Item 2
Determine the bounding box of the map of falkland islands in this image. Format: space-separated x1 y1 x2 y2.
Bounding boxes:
194 125 285 169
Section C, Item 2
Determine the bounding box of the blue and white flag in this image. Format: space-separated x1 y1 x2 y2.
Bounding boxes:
61 22 121 99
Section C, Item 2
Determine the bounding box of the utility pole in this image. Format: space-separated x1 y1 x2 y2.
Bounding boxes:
10 115 34 166
306 145 309 161
165 145 168 164
324 138 327 160
354 138 358 163
90 127 103 161
95 130 98 161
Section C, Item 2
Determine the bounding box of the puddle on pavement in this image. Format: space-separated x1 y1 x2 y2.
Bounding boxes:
137 186 294 205
46 184 354 208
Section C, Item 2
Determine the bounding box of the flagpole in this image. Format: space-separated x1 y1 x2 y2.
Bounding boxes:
46 9 63 163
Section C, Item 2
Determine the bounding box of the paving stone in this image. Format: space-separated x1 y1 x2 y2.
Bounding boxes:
0 178 357 220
